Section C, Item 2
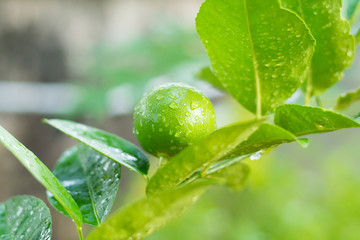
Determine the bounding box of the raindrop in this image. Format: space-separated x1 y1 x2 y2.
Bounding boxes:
169 102 178 109
190 101 200 110
250 150 263 161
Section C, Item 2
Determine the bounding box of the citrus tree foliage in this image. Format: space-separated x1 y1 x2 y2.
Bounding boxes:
0 0 359 240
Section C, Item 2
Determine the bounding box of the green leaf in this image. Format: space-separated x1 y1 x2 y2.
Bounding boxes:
196 0 315 116
280 0 355 95
146 120 261 195
0 126 83 227
47 144 121 226
343 0 360 23
43 119 149 175
335 87 360 110
195 66 224 90
86 182 208 240
356 29 360 44
274 104 360 136
206 159 250 191
0 195 52 240
221 123 304 160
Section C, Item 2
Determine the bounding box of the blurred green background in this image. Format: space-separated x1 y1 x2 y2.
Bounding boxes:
0 0 359 239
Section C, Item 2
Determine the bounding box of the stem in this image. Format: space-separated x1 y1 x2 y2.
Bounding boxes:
143 174 150 183
77 226 84 240
305 68 312 106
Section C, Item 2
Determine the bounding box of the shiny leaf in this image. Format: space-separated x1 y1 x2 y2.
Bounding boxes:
48 144 121 226
281 0 355 95
274 104 360 136
86 182 208 240
146 120 261 195
335 87 360 110
43 119 149 175
0 196 52 240
222 123 303 160
196 0 315 116
0 126 83 227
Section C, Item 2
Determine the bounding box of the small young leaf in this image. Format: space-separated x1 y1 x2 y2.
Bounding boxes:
43 119 149 176
0 195 52 240
196 0 315 116
47 144 121 226
280 0 355 95
335 87 360 110
343 0 360 23
195 66 224 90
206 160 250 191
86 182 208 240
0 126 83 227
221 123 302 160
274 104 360 136
146 120 261 195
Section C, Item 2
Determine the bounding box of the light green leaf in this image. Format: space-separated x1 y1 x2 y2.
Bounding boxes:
47 144 121 226
221 123 304 160
195 66 224 90
43 119 149 176
280 0 355 95
146 120 261 195
0 126 83 227
86 182 208 240
343 0 360 23
206 159 250 191
274 104 360 136
196 0 315 116
335 87 360 110
0 195 52 240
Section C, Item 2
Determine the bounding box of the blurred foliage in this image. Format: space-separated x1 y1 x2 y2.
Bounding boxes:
71 23 207 119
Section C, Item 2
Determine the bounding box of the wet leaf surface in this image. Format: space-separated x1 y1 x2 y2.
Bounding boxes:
196 0 315 115
274 104 360 136
281 0 355 94
48 144 121 226
0 126 83 227
44 119 149 175
0 196 52 240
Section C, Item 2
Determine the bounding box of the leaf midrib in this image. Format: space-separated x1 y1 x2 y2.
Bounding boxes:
242 0 262 118
78 155 101 226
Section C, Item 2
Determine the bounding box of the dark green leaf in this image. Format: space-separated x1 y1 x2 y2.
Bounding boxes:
195 66 224 90
43 119 149 175
196 0 315 116
86 182 208 240
274 104 360 136
0 196 52 240
222 123 304 160
206 159 250 191
335 87 360 110
281 0 355 95
0 126 83 227
146 120 261 195
47 144 121 226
